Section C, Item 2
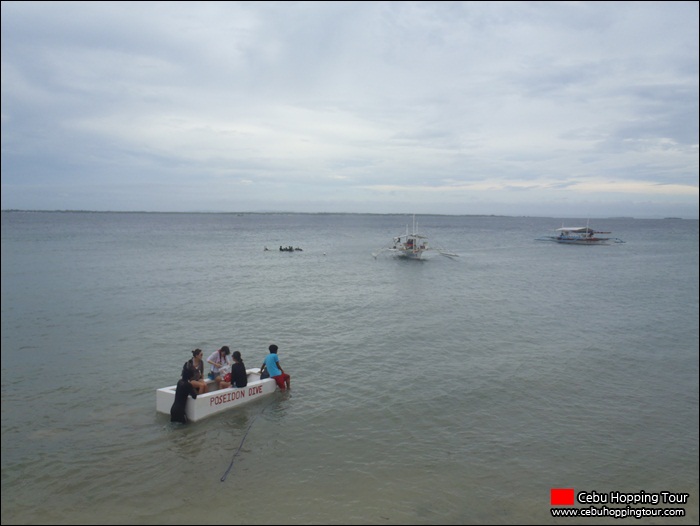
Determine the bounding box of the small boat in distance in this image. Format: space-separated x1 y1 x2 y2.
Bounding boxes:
373 215 459 260
537 223 625 245
264 246 303 252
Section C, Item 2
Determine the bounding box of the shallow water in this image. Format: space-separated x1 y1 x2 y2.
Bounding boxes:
1 212 698 524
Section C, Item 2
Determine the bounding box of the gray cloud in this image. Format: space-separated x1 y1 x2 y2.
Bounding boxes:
2 1 697 217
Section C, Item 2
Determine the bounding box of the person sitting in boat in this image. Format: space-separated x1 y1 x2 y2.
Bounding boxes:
185 348 207 394
260 344 291 390
170 366 198 424
207 346 232 389
230 350 247 388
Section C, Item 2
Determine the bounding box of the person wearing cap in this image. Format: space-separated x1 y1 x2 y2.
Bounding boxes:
207 346 231 389
260 344 291 390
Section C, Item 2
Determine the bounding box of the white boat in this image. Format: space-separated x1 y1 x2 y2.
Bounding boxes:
156 368 277 422
537 225 625 245
373 215 459 260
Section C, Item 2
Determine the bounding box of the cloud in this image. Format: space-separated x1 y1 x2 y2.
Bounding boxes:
1 1 698 217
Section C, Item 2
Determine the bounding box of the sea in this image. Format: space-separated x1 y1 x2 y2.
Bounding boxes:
1 211 698 525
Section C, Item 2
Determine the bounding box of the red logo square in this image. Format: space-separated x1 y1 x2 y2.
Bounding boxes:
551 488 575 506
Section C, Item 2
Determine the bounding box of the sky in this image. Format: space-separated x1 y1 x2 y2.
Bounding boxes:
1 1 698 218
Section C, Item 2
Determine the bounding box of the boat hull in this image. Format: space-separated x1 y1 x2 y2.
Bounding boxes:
393 248 428 259
156 369 277 422
552 237 611 245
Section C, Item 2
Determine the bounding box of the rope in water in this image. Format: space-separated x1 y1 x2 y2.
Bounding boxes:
220 402 270 482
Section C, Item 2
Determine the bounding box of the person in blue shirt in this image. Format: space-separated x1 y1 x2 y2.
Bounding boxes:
260 344 291 390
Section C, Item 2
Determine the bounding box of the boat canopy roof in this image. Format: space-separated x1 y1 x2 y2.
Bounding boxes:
556 227 594 233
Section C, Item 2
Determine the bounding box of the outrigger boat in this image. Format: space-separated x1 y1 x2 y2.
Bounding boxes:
537 224 625 245
156 368 277 422
373 215 458 260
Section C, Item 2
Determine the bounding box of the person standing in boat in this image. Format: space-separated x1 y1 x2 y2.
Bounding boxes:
207 346 231 388
185 348 207 394
230 350 248 388
260 344 291 390
170 366 198 424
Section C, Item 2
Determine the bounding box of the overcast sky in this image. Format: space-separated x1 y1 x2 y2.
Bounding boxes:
1 1 698 218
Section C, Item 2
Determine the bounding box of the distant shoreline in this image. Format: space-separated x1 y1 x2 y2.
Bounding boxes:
2 209 696 220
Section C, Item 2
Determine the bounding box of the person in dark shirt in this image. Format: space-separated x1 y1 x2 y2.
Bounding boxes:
170 366 198 424
230 350 248 388
185 348 207 394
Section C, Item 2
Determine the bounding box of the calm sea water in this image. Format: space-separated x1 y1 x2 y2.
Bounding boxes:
1 211 698 525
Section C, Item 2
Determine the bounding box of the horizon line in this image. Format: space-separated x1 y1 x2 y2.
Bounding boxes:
1 209 695 220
